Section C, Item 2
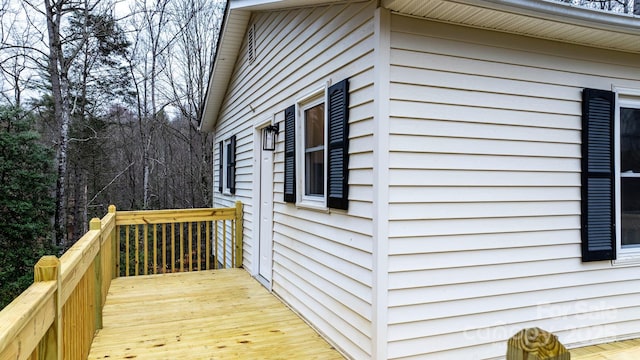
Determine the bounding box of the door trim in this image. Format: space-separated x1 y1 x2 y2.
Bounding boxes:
253 117 275 290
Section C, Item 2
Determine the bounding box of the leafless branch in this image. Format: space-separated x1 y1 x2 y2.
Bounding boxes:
88 162 135 205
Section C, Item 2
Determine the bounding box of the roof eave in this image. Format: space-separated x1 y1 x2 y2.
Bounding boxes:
199 0 640 132
458 0 640 34
199 5 251 132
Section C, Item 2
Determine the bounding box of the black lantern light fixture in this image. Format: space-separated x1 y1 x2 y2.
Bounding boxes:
262 124 279 151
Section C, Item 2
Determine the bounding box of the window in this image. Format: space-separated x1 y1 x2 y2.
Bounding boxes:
618 97 640 253
218 135 236 195
283 79 349 210
301 94 325 201
582 87 640 262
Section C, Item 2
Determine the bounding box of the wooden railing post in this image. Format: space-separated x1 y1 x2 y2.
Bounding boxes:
235 201 243 268
507 328 570 360
109 205 119 279
34 256 61 360
90 218 103 330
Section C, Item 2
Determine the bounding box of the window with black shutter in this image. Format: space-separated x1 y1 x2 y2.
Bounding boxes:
218 136 236 195
226 135 236 194
283 78 349 210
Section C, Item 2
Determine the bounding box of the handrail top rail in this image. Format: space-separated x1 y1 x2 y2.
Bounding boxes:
115 206 236 216
59 228 101 303
115 206 237 225
0 281 56 352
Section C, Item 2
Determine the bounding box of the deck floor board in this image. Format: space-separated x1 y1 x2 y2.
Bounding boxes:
88 269 344 359
572 338 640 359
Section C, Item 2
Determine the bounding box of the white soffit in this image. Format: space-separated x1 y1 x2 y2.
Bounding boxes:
383 0 640 53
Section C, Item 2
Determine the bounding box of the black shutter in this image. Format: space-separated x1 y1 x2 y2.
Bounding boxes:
218 141 223 193
327 79 349 210
284 105 296 203
227 135 236 194
581 88 615 261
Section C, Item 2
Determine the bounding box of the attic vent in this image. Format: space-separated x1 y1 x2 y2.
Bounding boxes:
248 24 256 64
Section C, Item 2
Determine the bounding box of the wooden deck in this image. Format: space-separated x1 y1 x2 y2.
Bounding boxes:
572 338 640 359
88 269 344 359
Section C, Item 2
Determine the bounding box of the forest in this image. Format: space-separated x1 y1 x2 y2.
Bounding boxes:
0 0 224 308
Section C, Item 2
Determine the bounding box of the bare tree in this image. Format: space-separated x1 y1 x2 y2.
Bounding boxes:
559 0 638 13
0 0 223 250
42 0 87 246
0 1 42 107
18 0 116 247
161 0 223 207
65 10 130 238
127 0 172 209
0 45 33 107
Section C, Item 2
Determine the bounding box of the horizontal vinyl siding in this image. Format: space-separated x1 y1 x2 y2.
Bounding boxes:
270 3 376 357
387 14 640 360
217 2 376 359
213 131 253 269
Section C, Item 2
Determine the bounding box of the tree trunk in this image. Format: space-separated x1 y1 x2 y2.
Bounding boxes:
634 0 640 15
143 143 150 209
44 0 71 247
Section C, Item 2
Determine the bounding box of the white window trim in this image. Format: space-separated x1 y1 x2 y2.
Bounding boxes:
296 85 328 209
613 86 640 265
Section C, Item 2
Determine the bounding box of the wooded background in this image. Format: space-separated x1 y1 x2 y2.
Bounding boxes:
564 0 640 13
0 0 223 308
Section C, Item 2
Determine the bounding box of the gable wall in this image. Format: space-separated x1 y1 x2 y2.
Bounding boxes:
213 1 377 358
387 14 640 359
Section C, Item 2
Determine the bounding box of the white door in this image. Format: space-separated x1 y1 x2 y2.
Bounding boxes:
258 142 273 283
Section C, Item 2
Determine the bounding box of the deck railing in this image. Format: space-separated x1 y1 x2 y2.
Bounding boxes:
116 202 243 275
0 202 243 360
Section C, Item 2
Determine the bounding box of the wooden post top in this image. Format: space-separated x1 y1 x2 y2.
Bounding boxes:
507 327 570 360
90 218 102 230
34 256 60 282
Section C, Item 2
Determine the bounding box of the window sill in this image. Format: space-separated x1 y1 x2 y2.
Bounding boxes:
295 200 329 213
612 254 640 267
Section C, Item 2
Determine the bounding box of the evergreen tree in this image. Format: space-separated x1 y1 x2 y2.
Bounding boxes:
0 106 56 309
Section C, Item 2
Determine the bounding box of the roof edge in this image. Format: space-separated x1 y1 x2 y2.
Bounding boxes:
199 6 251 132
454 0 640 34
200 0 640 132
199 1 230 132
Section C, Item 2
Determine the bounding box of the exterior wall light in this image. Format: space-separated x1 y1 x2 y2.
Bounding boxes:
262 124 279 151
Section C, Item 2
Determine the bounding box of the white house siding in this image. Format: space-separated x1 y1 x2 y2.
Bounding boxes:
213 129 254 269
387 14 640 360
214 1 376 358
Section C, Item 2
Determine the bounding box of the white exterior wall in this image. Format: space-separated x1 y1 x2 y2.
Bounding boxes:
387 14 640 359
214 1 377 358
